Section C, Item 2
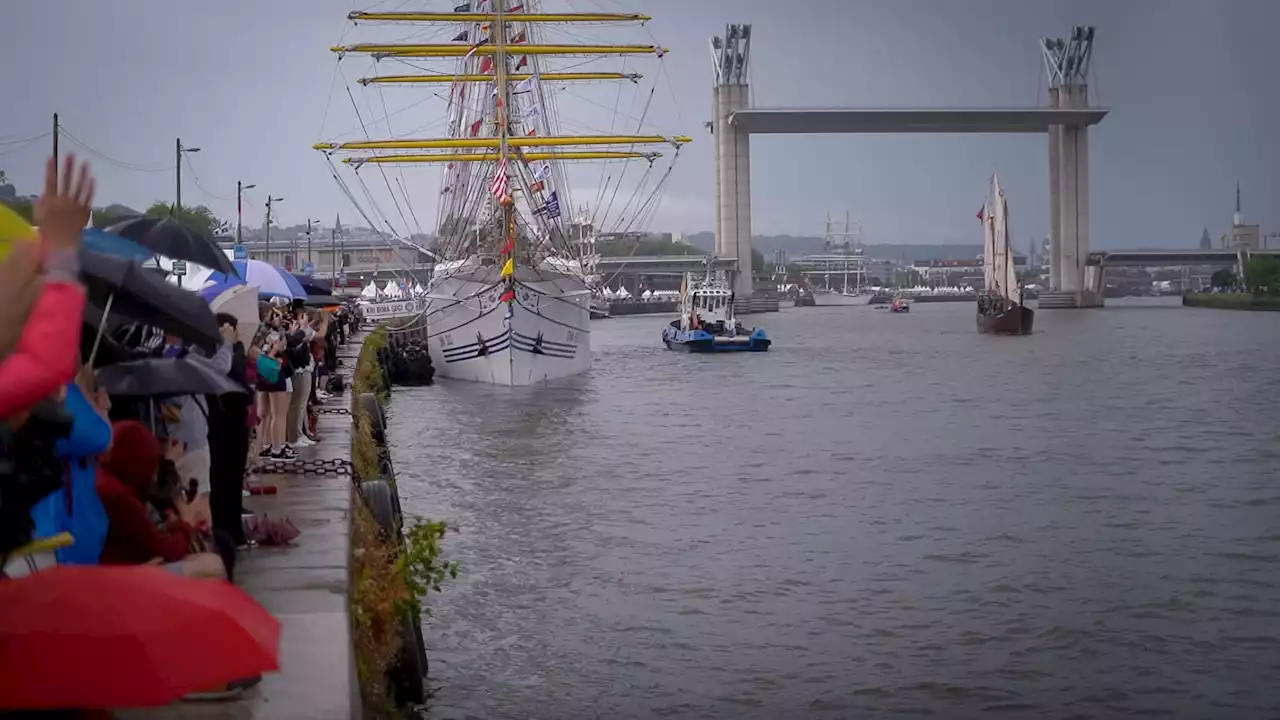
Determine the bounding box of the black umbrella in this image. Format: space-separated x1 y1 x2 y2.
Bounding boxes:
97 357 247 398
106 215 235 275
80 249 221 353
291 273 333 295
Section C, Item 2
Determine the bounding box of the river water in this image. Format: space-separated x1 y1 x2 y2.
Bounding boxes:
385 298 1280 719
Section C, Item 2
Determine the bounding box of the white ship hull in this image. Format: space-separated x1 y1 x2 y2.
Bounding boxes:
422 262 591 386
814 290 865 306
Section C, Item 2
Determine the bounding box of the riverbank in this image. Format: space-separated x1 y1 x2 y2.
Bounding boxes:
1182 292 1280 311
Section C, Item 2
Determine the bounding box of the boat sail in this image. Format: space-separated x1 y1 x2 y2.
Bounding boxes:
318 1 688 385
976 174 1034 335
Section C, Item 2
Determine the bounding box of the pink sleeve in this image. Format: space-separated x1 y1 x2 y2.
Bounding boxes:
0 280 86 417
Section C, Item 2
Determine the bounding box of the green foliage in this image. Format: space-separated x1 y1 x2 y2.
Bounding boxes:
1184 292 1280 311
348 324 458 717
751 247 765 273
1243 256 1280 296
398 519 460 617
596 238 699 257
145 201 223 236
1210 268 1238 289
349 497 407 719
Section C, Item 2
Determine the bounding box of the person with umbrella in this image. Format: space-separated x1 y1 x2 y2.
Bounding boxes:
151 323 235 526
206 313 252 548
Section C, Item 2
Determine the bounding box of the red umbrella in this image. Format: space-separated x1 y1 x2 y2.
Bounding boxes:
0 565 280 709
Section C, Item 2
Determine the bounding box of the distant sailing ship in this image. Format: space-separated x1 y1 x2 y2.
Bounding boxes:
318 1 688 385
976 174 1034 335
812 212 866 306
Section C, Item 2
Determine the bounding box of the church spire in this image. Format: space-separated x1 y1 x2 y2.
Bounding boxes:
1236 181 1241 214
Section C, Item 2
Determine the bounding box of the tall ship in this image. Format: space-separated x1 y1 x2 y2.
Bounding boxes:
318 1 688 384
976 174 1034 335
806 212 866 306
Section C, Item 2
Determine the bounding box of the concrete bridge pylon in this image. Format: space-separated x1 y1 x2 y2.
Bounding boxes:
710 24 755 298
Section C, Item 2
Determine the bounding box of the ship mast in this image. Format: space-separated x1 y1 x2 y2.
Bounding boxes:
322 2 689 264
495 0 512 272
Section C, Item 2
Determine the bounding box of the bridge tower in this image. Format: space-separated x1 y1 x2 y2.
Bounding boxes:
711 25 754 298
1042 27 1101 307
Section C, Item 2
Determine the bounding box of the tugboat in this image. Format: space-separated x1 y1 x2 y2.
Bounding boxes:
662 259 771 352
976 174 1034 335
889 297 910 313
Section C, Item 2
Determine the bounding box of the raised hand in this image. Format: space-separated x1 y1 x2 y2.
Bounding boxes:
35 155 95 252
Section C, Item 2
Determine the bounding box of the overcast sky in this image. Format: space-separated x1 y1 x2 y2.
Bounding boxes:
1 0 1276 247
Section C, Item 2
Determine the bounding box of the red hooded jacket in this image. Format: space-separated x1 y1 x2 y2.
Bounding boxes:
96 421 192 565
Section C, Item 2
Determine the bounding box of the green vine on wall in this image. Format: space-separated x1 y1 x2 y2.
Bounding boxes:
349 324 459 717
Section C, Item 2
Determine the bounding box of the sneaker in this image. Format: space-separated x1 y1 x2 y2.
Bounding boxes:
296 437 315 448
258 445 274 458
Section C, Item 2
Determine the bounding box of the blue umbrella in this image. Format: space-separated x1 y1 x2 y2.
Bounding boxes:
81 228 153 263
209 259 306 299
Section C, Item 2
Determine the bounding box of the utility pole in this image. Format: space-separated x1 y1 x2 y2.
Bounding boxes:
305 219 314 274
237 181 256 245
265 196 284 264
51 114 59 182
174 139 200 217
331 224 338 283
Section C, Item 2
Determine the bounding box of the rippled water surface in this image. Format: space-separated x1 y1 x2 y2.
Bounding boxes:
385 298 1280 719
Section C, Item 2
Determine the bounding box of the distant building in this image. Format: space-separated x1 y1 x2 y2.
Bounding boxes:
1199 228 1212 250
1227 182 1262 250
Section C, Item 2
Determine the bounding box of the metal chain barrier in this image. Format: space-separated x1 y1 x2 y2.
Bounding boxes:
256 457 354 476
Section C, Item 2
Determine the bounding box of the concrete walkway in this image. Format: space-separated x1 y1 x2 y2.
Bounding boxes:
118 335 365 720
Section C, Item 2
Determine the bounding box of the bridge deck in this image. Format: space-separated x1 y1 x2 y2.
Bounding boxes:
1088 249 1279 266
729 108 1109 134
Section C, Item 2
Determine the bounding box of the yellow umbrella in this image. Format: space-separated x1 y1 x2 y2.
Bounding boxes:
0 202 38 262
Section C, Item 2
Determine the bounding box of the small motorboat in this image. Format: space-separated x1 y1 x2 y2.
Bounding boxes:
890 298 910 313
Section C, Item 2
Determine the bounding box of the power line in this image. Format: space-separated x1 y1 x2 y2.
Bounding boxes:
57 126 169 173
0 132 51 146
182 153 235 202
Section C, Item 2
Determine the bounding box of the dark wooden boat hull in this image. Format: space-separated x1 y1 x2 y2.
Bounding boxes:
976 303 1034 335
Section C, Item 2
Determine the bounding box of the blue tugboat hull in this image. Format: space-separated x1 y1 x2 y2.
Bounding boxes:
662 327 771 353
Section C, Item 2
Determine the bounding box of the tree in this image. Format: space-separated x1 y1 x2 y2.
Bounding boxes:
1243 256 1280 296
1210 268 1237 289
145 202 223 236
751 247 765 273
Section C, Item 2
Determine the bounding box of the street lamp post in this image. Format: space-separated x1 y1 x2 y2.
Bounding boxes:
237 182 256 245
175 139 200 217
265 196 285 264
304 219 321 275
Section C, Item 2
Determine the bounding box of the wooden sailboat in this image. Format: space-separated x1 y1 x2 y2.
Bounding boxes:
319 2 688 385
976 174 1034 335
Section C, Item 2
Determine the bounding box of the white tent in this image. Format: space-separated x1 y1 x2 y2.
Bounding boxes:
360 282 379 300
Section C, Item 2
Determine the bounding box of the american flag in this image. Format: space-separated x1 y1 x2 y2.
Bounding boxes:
490 156 509 199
